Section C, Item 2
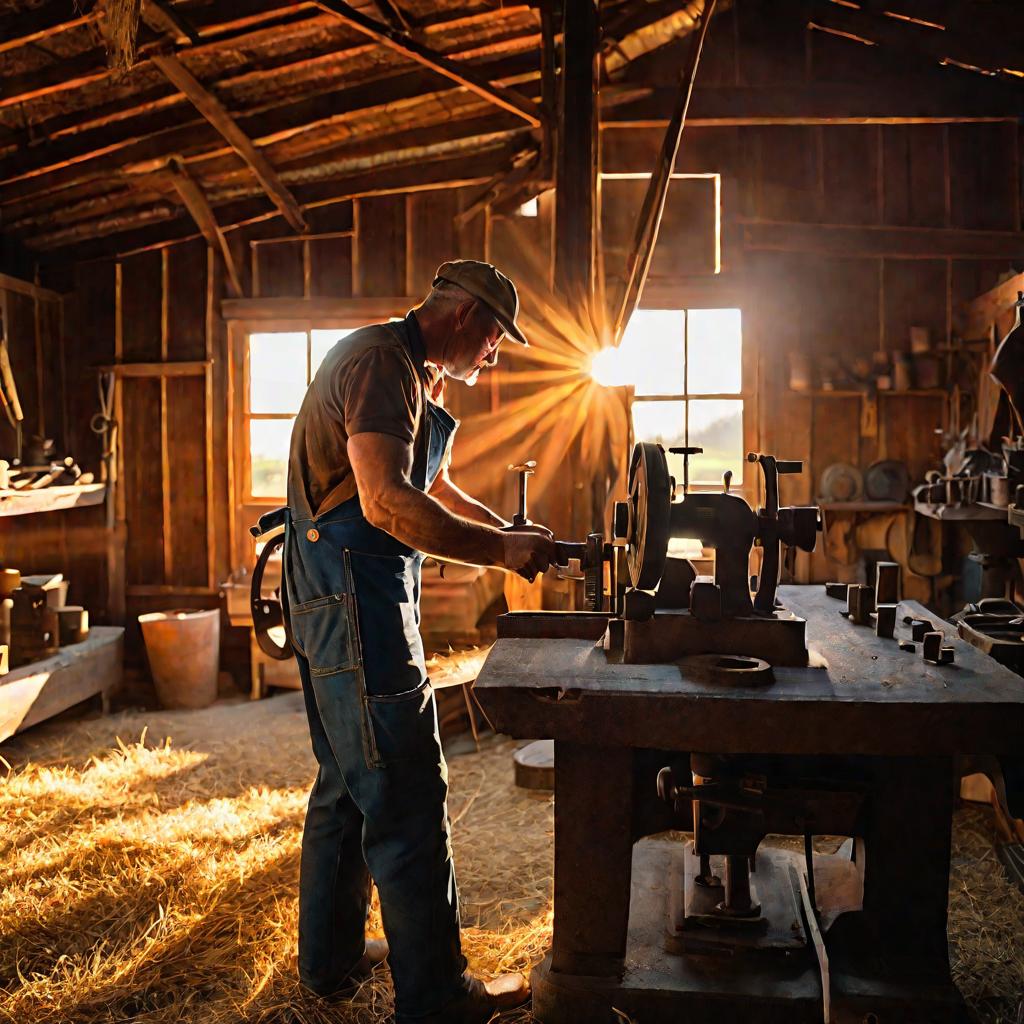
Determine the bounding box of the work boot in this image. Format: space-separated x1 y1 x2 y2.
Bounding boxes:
399 972 531 1023
306 937 390 1001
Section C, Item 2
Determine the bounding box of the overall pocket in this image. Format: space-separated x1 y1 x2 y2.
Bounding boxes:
365 681 441 764
289 592 360 676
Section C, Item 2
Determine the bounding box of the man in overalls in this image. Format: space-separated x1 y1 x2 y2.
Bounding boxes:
281 261 555 1022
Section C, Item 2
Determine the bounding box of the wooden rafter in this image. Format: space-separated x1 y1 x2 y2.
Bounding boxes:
7 114 528 238
0 1 330 111
40 143 518 263
151 54 307 232
0 5 533 158
372 0 411 32
142 0 201 46
740 219 1024 260
0 0 101 56
0 24 537 194
163 158 244 297
808 1 1024 79
600 80 1024 126
0 52 538 212
612 0 717 342
311 0 543 128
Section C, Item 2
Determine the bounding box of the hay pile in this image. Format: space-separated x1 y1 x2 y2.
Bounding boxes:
0 693 1021 1023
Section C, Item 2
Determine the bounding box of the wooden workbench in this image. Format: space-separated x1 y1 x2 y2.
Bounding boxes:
0 627 123 743
475 586 1024 1023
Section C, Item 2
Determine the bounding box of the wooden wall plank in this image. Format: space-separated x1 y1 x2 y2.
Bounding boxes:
37 298 64 450
407 190 459 296
881 125 947 229
309 236 353 299
949 123 1018 231
122 377 165 587
120 251 162 362
822 126 879 225
881 259 947 351
166 240 208 360
355 195 406 296
165 375 209 587
255 239 304 298
753 126 820 221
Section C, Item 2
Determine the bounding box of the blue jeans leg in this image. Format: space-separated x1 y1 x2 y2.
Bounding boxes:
296 651 371 995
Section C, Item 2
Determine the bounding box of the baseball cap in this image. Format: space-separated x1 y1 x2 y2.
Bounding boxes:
433 259 528 345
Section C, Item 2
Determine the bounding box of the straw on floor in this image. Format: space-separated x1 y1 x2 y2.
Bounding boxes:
0 688 1021 1024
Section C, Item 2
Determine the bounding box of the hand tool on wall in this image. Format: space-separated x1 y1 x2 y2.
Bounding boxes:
0 309 24 461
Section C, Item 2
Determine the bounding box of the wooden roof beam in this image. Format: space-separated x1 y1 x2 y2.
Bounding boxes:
163 158 244 297
600 80 1024 126
312 0 544 128
151 54 307 232
0 0 101 56
37 143 518 263
740 219 1024 260
808 1 1024 80
0 1 322 111
0 53 538 208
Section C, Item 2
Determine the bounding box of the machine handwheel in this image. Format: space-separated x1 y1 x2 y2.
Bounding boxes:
626 441 672 591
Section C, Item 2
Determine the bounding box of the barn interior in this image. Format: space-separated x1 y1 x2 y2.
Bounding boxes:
2 1 1024 1021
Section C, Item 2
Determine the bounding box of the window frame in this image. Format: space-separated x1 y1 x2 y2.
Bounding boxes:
227 300 413 575
631 280 758 497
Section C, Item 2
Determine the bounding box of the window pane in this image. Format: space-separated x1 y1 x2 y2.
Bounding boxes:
687 400 744 485
620 309 685 396
632 401 686 485
250 418 294 497
249 332 308 413
686 308 741 394
311 329 355 379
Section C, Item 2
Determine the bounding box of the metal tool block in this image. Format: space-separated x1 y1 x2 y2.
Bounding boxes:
874 604 897 639
622 588 658 622
689 580 723 623
922 632 955 665
825 581 849 601
623 610 809 666
907 617 934 642
875 561 901 605
847 584 875 625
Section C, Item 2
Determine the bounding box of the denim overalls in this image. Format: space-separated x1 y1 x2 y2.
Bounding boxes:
257 319 468 1020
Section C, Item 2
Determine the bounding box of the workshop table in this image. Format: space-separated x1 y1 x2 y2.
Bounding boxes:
474 585 1024 1023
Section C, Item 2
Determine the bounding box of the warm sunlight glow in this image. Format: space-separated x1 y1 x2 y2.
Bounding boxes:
589 346 631 387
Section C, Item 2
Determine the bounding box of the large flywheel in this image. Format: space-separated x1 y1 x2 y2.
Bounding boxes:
625 441 672 591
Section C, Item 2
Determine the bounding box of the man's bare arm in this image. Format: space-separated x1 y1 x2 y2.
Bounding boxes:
348 433 555 577
429 468 508 529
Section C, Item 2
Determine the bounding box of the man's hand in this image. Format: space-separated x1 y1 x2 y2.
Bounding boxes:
501 526 558 581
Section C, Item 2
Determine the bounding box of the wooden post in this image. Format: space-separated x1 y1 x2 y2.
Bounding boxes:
554 0 599 310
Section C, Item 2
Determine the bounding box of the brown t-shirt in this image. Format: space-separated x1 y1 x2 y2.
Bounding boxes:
287 320 429 518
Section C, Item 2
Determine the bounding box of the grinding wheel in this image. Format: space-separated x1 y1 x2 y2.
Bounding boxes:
626 441 672 591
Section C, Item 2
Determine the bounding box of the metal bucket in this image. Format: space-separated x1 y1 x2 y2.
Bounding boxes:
139 608 220 709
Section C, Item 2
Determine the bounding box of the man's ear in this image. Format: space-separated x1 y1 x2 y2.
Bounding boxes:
454 299 475 330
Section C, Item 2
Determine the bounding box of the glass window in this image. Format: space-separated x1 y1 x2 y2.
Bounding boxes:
245 328 354 499
628 307 744 489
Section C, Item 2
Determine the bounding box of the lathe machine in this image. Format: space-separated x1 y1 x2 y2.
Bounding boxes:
475 442 1024 1024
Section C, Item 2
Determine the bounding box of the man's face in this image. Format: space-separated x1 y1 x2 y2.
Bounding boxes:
446 299 506 385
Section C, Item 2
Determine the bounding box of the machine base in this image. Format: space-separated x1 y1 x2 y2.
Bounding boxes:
622 609 809 666
531 839 968 1024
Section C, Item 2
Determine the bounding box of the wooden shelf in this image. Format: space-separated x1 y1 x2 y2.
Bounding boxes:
1 627 123 743
820 501 908 512
790 389 946 398
0 483 106 517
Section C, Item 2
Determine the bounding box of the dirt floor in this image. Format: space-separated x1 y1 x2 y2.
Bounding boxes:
1 692 1022 1024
